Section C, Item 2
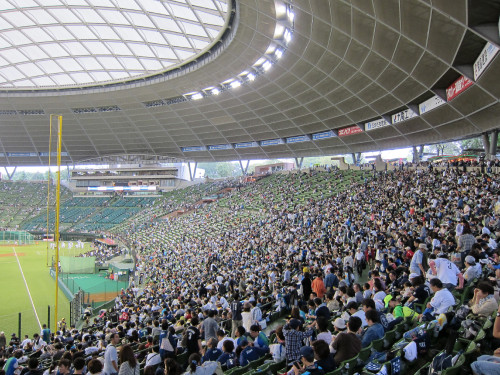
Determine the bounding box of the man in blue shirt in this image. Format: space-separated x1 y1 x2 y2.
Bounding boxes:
361 309 384 348
324 268 336 293
239 339 269 366
202 338 222 363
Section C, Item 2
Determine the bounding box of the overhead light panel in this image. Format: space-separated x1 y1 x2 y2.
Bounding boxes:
230 80 241 88
284 29 292 43
247 73 255 81
211 88 220 95
191 93 203 100
262 61 272 71
275 49 283 59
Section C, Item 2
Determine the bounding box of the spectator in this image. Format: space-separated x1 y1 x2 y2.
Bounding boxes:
330 316 362 365
312 340 336 373
422 278 455 319
282 319 315 363
118 345 139 375
470 282 499 317
361 310 384 348
201 338 221 363
183 354 218 375
104 333 120 375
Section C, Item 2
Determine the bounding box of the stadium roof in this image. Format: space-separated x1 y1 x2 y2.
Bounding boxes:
0 0 499 166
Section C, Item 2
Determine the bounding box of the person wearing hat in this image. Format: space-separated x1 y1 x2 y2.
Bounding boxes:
384 295 417 321
409 243 427 276
291 346 324 375
464 255 483 283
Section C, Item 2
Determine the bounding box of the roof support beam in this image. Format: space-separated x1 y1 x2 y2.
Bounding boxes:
239 160 250 175
4 166 16 180
294 157 303 170
188 162 198 181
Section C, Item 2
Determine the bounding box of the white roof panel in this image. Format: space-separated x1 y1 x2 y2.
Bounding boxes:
0 0 228 88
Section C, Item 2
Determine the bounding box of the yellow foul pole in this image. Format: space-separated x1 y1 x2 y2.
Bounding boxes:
46 116 53 267
54 115 62 331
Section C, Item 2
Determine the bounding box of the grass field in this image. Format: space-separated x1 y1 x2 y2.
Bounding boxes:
0 242 91 337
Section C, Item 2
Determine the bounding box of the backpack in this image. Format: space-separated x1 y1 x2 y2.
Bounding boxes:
460 320 482 340
428 352 453 375
454 305 471 321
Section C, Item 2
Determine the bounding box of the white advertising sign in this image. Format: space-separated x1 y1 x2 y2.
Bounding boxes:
365 118 390 131
419 95 446 115
392 109 417 124
473 42 499 80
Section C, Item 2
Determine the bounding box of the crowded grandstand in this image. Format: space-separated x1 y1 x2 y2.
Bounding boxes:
1 164 500 375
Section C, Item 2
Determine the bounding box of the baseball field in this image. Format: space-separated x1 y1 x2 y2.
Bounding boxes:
0 242 91 338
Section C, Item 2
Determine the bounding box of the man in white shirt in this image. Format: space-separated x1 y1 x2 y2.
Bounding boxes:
345 302 367 327
431 254 464 291
31 333 46 353
103 333 120 375
216 329 236 352
343 252 354 269
427 278 455 315
20 335 31 350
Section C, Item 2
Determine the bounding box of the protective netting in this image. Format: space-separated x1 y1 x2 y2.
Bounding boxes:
0 231 34 244
59 256 95 274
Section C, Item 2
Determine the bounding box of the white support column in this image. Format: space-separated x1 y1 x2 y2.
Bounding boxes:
490 130 498 158
482 133 491 158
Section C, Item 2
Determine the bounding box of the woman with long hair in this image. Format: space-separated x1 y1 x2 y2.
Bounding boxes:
164 358 182 375
118 345 139 375
183 353 218 375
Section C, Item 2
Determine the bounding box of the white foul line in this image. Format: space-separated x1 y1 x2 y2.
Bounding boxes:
13 247 42 330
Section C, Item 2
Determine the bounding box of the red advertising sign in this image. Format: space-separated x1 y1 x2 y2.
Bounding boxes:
338 125 363 137
446 75 473 101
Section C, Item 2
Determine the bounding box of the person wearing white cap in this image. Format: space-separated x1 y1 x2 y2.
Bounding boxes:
464 255 482 283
